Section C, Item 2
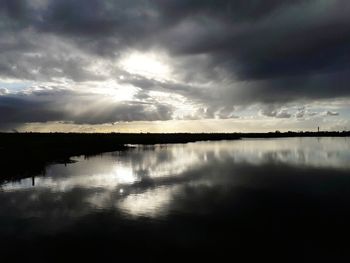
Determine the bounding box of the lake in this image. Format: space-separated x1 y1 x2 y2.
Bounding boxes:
1 137 350 261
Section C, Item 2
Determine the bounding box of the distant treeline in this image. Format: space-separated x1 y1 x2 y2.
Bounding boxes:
0 131 349 182
241 130 350 138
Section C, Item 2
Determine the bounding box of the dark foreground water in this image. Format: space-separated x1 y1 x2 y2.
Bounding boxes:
1 138 350 262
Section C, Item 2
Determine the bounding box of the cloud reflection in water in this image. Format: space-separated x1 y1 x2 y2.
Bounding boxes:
1 137 350 221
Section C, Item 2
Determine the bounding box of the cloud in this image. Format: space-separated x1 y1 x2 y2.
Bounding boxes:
259 105 292 119
0 88 8 95
0 87 174 129
325 111 340 116
0 0 350 128
295 107 306 118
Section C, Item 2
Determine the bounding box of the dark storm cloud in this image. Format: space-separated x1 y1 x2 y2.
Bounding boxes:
0 0 350 126
152 0 310 25
0 95 65 123
155 0 349 74
153 0 350 104
0 0 27 20
220 69 350 105
0 88 173 129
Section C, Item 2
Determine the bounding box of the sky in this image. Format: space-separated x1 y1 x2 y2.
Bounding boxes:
0 0 350 132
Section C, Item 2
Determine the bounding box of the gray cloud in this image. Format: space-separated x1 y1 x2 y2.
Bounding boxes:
326 111 340 116
0 88 173 129
0 0 350 127
0 88 8 95
259 105 292 119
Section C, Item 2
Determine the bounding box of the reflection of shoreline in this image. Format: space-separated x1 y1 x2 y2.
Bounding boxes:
0 132 242 183
4 138 350 191
2 137 350 220
1 135 350 186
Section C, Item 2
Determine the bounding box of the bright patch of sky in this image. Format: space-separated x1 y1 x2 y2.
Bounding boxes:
0 81 33 92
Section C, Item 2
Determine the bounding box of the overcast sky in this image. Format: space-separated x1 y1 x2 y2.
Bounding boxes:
1 0 350 132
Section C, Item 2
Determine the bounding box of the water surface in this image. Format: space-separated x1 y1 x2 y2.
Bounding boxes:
1 138 350 261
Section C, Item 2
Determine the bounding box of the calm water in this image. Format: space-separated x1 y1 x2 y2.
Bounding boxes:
1 138 350 261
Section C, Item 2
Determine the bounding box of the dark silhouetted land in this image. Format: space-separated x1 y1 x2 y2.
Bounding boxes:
0 131 349 182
